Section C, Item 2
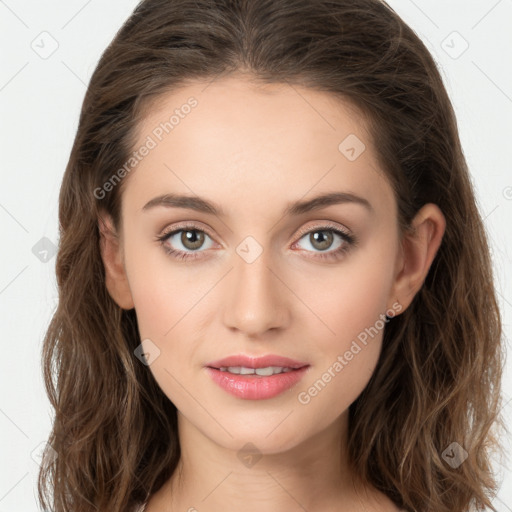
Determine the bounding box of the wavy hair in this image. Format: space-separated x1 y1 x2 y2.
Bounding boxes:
37 0 504 511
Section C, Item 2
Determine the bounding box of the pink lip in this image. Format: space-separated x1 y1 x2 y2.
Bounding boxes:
207 354 308 369
205 354 310 400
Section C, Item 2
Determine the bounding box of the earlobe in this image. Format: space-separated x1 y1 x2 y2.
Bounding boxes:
98 213 135 310
390 203 446 313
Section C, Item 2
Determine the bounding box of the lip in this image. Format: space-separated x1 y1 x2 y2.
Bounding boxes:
206 354 308 370
205 354 310 400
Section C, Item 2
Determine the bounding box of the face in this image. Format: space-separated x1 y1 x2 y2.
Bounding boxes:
107 75 407 454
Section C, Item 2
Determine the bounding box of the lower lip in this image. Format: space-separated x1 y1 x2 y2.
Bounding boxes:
205 366 309 400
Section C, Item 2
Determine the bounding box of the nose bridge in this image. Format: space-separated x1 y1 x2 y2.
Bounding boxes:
222 237 289 336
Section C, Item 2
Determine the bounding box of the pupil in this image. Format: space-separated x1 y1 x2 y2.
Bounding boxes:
182 230 204 249
311 231 333 250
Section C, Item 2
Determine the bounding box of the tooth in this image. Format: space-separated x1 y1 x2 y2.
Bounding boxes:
221 365 295 375
255 367 275 376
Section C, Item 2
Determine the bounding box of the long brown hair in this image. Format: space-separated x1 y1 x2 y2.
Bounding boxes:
37 1 504 510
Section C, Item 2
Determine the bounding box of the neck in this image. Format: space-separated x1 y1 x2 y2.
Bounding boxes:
157 410 371 512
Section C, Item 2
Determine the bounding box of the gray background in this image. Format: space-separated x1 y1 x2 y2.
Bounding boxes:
0 0 511 510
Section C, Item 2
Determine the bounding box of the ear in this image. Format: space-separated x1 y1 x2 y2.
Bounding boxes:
389 203 446 314
98 212 135 310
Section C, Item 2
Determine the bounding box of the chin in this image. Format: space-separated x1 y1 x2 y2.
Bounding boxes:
201 412 316 455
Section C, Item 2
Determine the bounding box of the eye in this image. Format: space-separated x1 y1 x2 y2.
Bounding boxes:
292 224 356 261
156 224 215 261
156 222 357 262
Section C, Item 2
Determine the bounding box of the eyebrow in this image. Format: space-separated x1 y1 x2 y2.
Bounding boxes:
142 191 373 216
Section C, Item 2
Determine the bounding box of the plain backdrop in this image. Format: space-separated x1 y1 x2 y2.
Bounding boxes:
0 1 511 510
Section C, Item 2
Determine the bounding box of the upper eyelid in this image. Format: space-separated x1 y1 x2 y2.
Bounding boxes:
160 220 351 239
294 221 352 238
159 221 216 239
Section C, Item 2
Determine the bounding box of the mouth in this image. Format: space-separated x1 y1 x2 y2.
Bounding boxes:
206 354 308 371
205 354 310 400
214 366 297 376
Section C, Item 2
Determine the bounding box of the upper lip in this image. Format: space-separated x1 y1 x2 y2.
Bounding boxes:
206 354 309 370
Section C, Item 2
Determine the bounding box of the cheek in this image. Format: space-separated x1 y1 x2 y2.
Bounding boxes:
296 238 397 353
127 257 206 414
124 242 209 396
293 239 397 411
124 238 204 338
296 290 388 427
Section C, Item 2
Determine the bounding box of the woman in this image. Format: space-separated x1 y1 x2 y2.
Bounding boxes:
37 1 504 511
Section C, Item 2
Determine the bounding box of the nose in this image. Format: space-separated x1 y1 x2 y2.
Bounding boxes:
221 247 290 338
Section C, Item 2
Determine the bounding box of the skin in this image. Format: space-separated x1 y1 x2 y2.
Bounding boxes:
99 74 445 511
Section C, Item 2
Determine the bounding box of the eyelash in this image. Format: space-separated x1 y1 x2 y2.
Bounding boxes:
155 222 357 262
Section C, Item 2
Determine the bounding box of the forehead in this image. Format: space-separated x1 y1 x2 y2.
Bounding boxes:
135 74 370 156
123 75 393 219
